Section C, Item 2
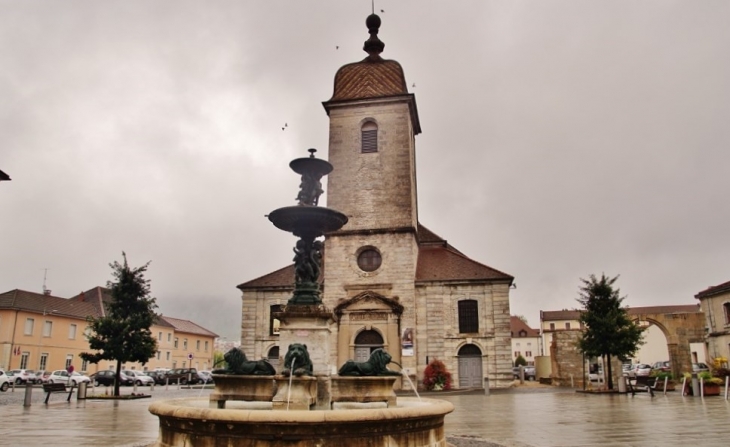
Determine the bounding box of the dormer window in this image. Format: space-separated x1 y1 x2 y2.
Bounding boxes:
361 121 378 153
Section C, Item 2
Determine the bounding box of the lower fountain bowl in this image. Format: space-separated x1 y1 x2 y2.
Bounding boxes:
148 397 454 447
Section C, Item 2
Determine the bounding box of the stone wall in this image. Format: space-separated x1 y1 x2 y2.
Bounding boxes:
550 330 584 388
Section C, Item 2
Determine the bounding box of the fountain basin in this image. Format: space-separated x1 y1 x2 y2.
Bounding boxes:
209 375 276 409
331 376 398 408
268 206 348 237
148 397 454 447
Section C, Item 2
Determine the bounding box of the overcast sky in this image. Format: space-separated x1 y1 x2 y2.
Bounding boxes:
2 1 729 341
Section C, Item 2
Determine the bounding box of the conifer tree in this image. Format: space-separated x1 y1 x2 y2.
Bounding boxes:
576 274 643 390
81 253 158 396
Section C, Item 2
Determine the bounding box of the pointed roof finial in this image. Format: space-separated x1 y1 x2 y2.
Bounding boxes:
363 13 384 59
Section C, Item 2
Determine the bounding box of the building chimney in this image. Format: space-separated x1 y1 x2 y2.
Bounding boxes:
43 289 51 296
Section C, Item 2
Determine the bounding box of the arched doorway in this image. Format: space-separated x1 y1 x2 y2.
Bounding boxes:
458 344 483 388
354 330 384 362
267 346 280 369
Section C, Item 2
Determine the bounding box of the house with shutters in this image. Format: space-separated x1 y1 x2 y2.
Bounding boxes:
238 14 515 389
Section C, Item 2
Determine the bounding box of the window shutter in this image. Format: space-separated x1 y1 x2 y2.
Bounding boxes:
361 129 377 153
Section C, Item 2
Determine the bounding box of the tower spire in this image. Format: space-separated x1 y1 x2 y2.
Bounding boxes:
363 13 384 59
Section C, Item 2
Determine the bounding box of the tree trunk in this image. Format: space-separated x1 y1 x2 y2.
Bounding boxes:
606 355 614 390
115 361 122 396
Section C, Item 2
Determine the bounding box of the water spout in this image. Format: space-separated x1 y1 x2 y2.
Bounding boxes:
287 357 296 410
389 361 421 401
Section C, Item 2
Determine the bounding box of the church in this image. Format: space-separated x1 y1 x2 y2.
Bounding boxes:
238 14 514 389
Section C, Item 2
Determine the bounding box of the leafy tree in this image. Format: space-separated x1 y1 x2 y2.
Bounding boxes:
576 274 643 390
514 355 527 367
81 253 158 396
213 350 227 370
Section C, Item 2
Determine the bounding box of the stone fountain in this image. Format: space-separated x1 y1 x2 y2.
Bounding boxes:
148 148 454 446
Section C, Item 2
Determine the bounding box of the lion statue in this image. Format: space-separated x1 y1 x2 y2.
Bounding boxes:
282 343 313 377
337 348 401 376
211 347 276 376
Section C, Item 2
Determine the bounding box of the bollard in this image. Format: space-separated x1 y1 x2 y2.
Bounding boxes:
133 382 138 393
519 366 524 384
618 376 627 393
165 377 169 391
77 382 87 400
725 376 729 400
681 377 687 396
663 377 668 395
700 377 704 398
151 380 155 391
691 373 699 397
177 378 181 390
23 382 32 407
484 377 490 396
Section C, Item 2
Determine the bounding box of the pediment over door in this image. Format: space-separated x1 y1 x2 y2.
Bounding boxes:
334 291 404 321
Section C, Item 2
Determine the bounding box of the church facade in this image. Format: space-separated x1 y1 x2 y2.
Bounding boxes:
238 15 514 389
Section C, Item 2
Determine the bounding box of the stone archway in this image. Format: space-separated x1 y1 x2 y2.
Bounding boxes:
630 308 705 379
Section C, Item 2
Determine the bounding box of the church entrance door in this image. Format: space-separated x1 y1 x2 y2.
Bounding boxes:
457 344 483 388
354 329 384 362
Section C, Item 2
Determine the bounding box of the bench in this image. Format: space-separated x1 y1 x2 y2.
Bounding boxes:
628 376 656 397
43 382 75 404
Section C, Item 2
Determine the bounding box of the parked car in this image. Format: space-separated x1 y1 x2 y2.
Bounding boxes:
197 370 214 384
692 362 710 373
0 370 10 392
632 364 653 376
651 361 671 372
47 370 91 386
622 364 638 377
34 370 51 383
512 366 536 381
589 368 604 383
165 368 201 385
144 371 168 385
7 369 37 385
89 370 134 387
123 370 154 386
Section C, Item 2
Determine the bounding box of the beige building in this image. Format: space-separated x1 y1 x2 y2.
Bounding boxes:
510 316 541 366
0 287 217 373
239 17 515 389
696 279 730 362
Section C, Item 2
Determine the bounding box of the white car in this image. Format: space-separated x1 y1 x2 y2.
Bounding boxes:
0 370 10 392
47 370 91 386
123 370 154 386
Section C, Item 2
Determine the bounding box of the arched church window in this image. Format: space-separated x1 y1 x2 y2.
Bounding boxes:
361 121 378 153
458 300 479 333
357 247 382 272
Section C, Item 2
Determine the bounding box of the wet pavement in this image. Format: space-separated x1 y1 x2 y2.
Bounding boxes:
0 384 728 446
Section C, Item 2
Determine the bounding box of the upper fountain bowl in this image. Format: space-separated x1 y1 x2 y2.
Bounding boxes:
268 206 348 238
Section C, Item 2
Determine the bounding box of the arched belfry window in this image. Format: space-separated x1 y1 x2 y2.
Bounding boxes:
361 121 378 153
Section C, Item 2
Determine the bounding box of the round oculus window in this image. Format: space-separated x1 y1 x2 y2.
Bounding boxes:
357 248 382 272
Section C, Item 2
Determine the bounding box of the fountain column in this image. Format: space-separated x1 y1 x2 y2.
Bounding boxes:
268 148 348 409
